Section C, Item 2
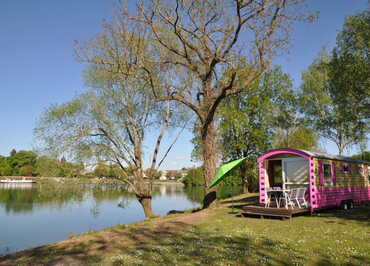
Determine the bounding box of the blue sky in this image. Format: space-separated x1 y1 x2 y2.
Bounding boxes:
0 0 368 169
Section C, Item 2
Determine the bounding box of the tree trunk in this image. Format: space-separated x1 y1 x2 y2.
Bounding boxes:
243 183 249 194
240 161 249 193
133 165 154 218
201 122 218 208
337 141 344 156
138 195 154 218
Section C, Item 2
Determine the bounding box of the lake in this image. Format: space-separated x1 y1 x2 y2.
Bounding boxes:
0 182 241 255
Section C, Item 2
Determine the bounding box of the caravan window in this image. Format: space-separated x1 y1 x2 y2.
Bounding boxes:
323 163 332 185
283 158 309 185
342 163 350 174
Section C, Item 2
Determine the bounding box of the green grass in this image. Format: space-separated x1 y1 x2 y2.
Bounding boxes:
1 195 369 266
101 205 370 266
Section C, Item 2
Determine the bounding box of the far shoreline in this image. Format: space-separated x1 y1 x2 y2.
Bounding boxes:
0 176 184 185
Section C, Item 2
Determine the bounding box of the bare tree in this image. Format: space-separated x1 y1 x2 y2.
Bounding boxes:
79 0 315 207
35 24 187 217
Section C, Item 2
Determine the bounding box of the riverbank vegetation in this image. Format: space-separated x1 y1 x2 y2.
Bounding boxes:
0 150 84 178
1 194 369 265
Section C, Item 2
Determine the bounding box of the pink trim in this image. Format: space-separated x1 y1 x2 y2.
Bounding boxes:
259 161 266 204
318 160 324 186
309 157 318 209
315 187 370 208
258 148 311 162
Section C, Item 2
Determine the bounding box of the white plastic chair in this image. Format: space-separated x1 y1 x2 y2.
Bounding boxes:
265 188 280 208
281 189 297 209
295 187 307 208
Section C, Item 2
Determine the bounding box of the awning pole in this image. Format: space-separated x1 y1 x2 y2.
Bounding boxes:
282 159 286 190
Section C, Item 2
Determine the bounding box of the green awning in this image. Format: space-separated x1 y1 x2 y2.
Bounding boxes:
208 157 247 189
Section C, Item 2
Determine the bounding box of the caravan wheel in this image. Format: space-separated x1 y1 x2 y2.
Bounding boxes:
341 200 353 210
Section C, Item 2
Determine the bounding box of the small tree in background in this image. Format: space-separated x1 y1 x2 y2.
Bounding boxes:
19 165 36 177
165 170 177 179
183 167 204 186
352 151 370 162
0 156 12 176
9 150 38 176
145 168 162 179
35 156 61 177
10 149 17 157
174 173 183 180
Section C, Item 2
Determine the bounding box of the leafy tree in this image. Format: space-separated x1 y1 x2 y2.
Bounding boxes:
10 149 17 157
273 128 321 151
145 168 162 179
182 167 204 186
58 160 84 178
93 163 123 179
174 173 183 180
300 53 368 155
94 163 111 178
35 156 61 177
19 165 36 177
218 67 298 192
81 0 315 208
190 67 298 192
352 151 370 162
0 157 12 176
300 10 369 155
334 8 369 119
9 150 37 176
165 170 178 178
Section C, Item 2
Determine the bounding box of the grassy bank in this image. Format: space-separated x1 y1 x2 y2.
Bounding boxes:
1 194 369 265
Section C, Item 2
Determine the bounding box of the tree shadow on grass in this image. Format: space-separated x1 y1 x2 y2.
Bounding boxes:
222 194 370 225
0 221 299 265
312 203 370 226
221 195 259 207
2 218 368 265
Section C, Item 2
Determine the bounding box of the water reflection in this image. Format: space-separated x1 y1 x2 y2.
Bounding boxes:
0 183 241 255
0 183 200 255
0 184 86 214
0 183 34 190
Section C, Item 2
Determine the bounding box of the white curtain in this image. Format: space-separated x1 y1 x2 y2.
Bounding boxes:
283 158 309 184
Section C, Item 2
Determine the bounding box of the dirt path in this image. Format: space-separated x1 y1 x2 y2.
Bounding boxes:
0 208 212 266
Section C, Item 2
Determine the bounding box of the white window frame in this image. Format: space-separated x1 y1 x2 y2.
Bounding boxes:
267 157 310 189
282 157 309 188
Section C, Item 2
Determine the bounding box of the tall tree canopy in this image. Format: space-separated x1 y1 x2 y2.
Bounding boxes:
300 9 369 155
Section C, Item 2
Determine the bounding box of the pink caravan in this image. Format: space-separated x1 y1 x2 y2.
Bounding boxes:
258 148 370 212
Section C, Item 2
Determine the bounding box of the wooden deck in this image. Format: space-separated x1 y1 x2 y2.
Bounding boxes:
242 205 310 219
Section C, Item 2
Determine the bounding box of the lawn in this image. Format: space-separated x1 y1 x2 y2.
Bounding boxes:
1 194 369 265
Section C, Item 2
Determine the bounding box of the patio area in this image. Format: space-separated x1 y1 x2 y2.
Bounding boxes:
242 205 310 219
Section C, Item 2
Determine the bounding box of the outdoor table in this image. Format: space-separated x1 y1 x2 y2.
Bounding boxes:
267 189 291 209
